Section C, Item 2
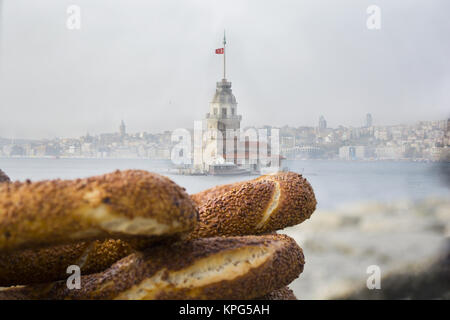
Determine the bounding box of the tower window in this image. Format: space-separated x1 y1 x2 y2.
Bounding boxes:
222 108 227 116
214 108 218 115
231 108 235 115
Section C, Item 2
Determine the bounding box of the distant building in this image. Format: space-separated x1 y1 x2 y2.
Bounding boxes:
446 118 450 146
195 33 243 174
204 79 242 163
119 120 126 137
319 116 327 130
375 146 404 159
281 136 295 149
374 127 390 141
366 113 373 128
295 145 323 159
339 146 367 160
193 33 282 174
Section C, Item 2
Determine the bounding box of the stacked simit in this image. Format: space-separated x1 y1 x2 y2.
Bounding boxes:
0 169 316 300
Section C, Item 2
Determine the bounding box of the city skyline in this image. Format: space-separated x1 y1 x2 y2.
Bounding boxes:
1 117 447 162
0 114 446 141
0 0 449 139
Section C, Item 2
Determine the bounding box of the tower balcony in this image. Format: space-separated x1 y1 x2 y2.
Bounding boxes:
206 113 242 121
217 80 232 88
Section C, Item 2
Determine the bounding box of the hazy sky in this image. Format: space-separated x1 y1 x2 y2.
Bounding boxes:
0 0 449 139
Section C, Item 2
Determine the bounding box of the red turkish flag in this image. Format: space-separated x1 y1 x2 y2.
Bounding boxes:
215 48 224 54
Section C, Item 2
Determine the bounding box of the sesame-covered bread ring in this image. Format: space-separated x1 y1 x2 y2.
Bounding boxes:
189 171 316 239
0 237 172 287
0 239 134 286
0 172 134 286
0 169 10 183
255 286 297 300
0 234 304 300
0 172 311 287
0 170 198 252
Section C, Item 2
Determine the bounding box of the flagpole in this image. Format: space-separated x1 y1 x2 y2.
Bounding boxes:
223 30 226 80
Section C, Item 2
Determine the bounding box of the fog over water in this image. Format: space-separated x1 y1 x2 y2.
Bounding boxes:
1 1 449 299
0 158 448 209
0 0 449 139
1 158 448 299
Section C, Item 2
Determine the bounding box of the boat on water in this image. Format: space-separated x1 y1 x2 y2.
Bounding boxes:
207 162 251 176
173 154 289 176
173 159 252 176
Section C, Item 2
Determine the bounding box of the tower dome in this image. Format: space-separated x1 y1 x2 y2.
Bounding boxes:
211 79 237 105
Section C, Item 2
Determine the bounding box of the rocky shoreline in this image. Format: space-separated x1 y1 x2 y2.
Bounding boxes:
283 197 450 299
